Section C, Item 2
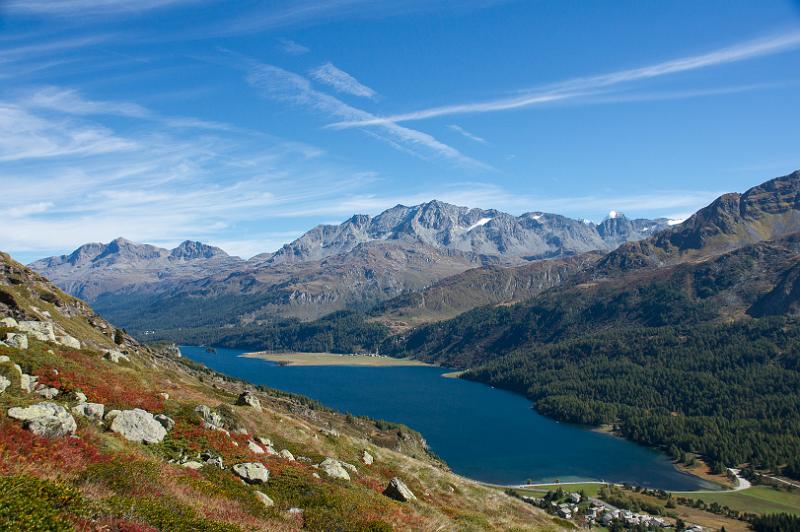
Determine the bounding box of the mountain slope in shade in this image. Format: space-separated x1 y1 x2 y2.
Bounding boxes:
597 170 800 273
370 251 604 330
29 238 243 302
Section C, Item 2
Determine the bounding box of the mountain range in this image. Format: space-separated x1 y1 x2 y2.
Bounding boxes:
30 201 671 334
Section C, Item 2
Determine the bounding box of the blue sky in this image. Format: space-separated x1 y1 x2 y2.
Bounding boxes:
1 0 799 262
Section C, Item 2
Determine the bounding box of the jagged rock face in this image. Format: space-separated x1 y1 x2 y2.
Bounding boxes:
266 200 668 265
28 202 669 332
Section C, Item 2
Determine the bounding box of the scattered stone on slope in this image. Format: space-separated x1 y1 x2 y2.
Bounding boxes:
235 390 262 411
17 321 56 342
195 404 224 429
154 414 175 431
8 402 77 438
254 491 274 507
56 334 81 350
0 317 18 328
247 440 265 454
255 436 272 447
0 375 10 393
279 449 295 461
5 333 28 350
340 461 357 474
232 462 269 484
104 350 130 363
181 461 204 470
72 402 105 422
361 450 374 465
318 458 350 481
34 384 59 399
109 408 168 444
72 391 88 403
105 409 121 422
0 355 10 363
20 372 38 393
201 452 224 469
383 477 417 502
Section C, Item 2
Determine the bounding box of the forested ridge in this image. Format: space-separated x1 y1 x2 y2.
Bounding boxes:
463 317 800 471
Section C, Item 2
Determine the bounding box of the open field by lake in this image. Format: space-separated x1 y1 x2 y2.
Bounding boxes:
240 351 431 367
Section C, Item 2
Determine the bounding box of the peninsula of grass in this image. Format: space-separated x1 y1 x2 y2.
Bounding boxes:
240 351 432 367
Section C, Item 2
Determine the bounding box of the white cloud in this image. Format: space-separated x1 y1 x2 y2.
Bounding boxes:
4 0 198 16
279 38 310 55
448 124 487 144
0 104 137 161
245 62 490 170
329 31 800 128
310 62 377 99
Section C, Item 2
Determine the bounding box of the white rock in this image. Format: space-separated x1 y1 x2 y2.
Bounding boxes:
104 350 130 363
319 458 350 481
158 392 169 400
232 462 269 484
0 355 10 363
279 449 295 461
72 402 105 422
109 408 167 444
256 436 272 447
0 375 11 393
56 335 81 350
195 404 224 429
20 373 38 393
5 333 28 350
361 450 374 465
340 461 357 474
34 385 59 399
8 402 77 438
383 477 417 502
247 440 265 454
17 321 56 342
236 390 262 411
154 414 174 431
0 317 18 328
105 409 121 422
181 461 204 470
72 391 88 403
254 491 274 507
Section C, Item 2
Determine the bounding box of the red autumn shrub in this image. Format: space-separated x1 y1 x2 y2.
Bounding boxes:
0 420 108 476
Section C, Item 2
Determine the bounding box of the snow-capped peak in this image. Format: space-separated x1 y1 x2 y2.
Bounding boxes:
466 217 493 231
667 218 685 226
608 210 623 219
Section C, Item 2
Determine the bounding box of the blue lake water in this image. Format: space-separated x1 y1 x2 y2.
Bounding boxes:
180 346 717 491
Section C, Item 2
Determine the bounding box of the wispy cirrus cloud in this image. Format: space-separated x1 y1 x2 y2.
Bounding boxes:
329 31 800 128
2 0 199 16
448 124 487 144
310 62 377 99
245 62 490 170
279 38 310 55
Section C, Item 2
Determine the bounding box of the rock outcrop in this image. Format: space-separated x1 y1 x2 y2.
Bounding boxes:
72 402 105 422
8 402 77 438
236 390 262 411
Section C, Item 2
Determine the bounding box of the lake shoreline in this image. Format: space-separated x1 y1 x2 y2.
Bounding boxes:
185 345 722 492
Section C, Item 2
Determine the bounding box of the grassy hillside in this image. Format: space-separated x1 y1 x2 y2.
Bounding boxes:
0 252 560 531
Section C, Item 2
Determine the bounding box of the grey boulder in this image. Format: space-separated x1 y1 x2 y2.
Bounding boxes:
235 390 262 411
383 477 417 502
319 458 350 481
154 414 175 431
232 462 269 484
72 402 105 423
5 333 28 350
8 402 77 438
109 408 168 444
